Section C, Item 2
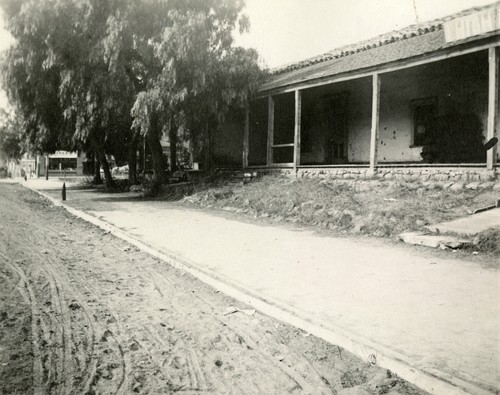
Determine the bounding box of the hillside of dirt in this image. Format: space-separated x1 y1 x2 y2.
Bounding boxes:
0 183 426 394
165 174 499 251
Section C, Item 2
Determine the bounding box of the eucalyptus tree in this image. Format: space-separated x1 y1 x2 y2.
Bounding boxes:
0 111 25 161
0 0 137 187
1 0 263 189
0 0 73 156
130 0 263 182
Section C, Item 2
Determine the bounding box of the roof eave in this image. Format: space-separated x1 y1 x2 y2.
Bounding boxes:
257 34 500 98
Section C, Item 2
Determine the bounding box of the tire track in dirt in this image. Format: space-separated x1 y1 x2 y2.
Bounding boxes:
186 287 333 394
3 188 281 393
79 279 185 393
5 227 87 393
40 213 136 393
79 261 244 393
139 263 333 394
30 240 126 395
0 265 29 303
1 256 44 395
0 189 115 395
136 266 225 393
41 260 99 395
0 184 427 395
75 279 132 394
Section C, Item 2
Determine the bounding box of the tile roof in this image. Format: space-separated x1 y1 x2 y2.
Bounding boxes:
260 2 500 93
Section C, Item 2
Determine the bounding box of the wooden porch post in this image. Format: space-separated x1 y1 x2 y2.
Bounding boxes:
243 106 249 169
267 96 274 166
487 46 498 170
293 90 302 172
369 73 380 175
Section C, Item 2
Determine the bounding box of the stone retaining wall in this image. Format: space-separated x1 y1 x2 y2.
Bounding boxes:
284 167 498 181
375 167 497 182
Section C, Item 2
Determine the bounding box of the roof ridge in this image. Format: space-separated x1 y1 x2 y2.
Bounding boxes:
271 1 500 75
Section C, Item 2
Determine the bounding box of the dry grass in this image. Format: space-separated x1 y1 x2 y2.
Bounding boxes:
179 174 498 242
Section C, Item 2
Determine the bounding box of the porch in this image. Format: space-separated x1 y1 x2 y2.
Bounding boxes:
242 45 500 181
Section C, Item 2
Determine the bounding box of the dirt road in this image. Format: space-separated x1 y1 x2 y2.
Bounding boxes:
0 183 425 394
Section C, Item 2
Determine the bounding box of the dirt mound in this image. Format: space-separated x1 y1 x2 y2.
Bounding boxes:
181 175 498 243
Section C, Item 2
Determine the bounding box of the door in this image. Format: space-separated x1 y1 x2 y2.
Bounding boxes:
324 95 348 164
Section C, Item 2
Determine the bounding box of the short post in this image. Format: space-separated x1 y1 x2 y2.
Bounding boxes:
62 182 66 201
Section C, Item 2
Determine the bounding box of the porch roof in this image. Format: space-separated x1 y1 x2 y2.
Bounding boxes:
260 2 500 94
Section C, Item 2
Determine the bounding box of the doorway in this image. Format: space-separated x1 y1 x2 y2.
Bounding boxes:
323 95 348 164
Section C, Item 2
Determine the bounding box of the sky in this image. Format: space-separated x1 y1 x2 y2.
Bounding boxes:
235 0 497 68
0 0 497 110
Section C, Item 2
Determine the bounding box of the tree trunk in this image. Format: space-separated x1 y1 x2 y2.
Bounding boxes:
208 126 213 171
148 112 165 186
205 122 214 172
128 133 138 185
97 147 114 189
138 136 145 174
169 118 178 171
93 155 102 184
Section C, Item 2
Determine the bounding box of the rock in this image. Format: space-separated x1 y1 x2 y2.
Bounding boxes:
343 209 356 217
449 182 465 191
68 301 81 310
444 240 465 249
478 182 495 189
465 182 480 190
479 172 495 181
214 360 223 368
398 232 441 248
300 200 314 209
327 208 340 217
314 208 326 216
223 306 239 315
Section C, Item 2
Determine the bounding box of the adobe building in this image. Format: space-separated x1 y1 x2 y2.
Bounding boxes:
216 3 500 181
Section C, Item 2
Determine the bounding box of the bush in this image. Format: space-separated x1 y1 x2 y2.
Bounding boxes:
421 113 485 163
473 227 500 255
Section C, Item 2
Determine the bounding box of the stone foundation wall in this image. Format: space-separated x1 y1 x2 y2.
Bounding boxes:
375 167 497 182
263 166 499 181
297 168 369 179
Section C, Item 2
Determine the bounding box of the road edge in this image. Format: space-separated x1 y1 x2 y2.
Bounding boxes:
24 184 494 395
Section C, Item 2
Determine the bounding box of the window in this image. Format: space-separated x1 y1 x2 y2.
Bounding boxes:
412 98 437 146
